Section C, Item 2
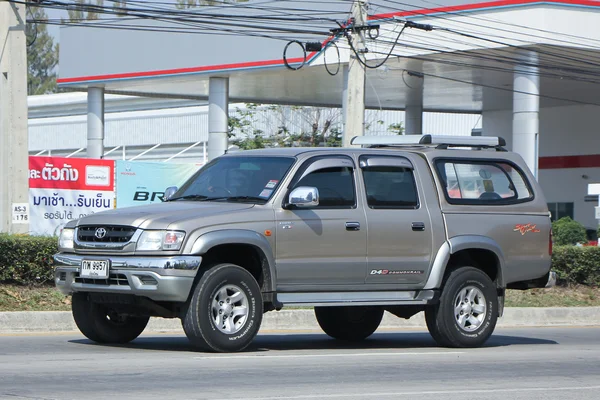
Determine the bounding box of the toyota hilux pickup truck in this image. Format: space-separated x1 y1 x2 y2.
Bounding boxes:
54 135 555 352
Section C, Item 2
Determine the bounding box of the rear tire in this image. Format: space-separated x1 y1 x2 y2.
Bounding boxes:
183 263 263 352
425 267 498 348
71 292 149 344
315 306 384 341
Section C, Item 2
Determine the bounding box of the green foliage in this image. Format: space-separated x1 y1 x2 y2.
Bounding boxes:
0 235 57 286
552 217 587 246
228 104 342 150
388 122 404 135
552 245 600 286
112 0 128 16
67 0 104 21
176 0 248 8
27 7 58 95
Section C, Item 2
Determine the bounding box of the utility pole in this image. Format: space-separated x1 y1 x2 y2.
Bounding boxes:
342 0 367 147
0 1 29 234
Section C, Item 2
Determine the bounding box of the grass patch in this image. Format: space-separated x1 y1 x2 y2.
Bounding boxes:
505 285 600 307
0 285 598 312
0 285 71 312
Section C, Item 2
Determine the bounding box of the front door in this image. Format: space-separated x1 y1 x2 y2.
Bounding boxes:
275 156 367 289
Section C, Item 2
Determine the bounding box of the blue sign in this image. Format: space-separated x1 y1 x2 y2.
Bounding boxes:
116 161 200 208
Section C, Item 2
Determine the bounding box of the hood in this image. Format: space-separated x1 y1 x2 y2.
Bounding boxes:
74 201 255 229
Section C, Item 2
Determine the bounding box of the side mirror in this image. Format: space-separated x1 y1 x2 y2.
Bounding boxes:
288 187 319 208
164 186 178 201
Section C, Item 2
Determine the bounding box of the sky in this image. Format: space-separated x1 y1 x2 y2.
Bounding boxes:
43 0 181 42
46 8 64 41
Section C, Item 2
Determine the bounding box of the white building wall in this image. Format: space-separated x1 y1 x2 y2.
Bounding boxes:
483 105 600 230
29 98 482 157
29 106 211 151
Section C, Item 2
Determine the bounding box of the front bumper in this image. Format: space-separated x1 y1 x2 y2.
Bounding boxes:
54 253 202 302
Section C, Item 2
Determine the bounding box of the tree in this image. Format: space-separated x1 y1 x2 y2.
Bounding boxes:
67 0 105 21
26 7 58 95
388 122 404 135
112 1 128 16
228 104 342 150
176 0 248 8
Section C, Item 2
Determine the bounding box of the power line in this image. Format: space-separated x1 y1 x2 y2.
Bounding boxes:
343 37 600 107
20 0 600 108
368 28 600 83
370 0 600 50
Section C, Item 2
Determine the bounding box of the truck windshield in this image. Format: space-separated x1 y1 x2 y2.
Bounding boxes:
170 156 295 203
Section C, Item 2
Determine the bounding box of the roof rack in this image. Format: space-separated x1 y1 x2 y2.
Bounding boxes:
350 135 507 150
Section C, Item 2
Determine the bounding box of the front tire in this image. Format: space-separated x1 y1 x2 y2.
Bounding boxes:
71 292 149 344
425 267 498 348
183 263 263 352
315 306 384 341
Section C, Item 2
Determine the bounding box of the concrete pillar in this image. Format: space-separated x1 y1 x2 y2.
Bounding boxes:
341 65 349 139
512 51 540 179
87 87 105 159
404 71 424 135
208 77 229 161
342 0 367 147
0 1 29 234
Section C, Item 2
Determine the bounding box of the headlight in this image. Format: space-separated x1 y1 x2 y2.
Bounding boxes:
59 228 74 250
137 230 185 251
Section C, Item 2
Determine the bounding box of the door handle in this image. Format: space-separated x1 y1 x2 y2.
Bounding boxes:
412 222 426 231
345 222 361 231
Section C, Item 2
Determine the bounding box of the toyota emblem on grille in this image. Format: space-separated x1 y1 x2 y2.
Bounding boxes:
94 228 107 239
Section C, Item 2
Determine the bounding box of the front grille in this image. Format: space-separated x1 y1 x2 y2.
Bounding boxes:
77 226 136 244
75 272 130 286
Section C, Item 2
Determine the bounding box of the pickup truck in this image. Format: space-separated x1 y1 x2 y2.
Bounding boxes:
54 135 555 352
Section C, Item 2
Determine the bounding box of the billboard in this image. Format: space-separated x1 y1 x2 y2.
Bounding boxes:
115 161 200 208
29 156 116 236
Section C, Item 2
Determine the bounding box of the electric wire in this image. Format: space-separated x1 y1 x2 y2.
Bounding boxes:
16 0 600 107
370 0 600 50
367 30 600 83
345 39 600 107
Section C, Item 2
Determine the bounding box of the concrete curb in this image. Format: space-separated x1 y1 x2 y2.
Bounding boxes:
1 307 599 334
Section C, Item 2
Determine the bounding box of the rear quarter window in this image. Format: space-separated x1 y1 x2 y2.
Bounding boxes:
435 159 534 205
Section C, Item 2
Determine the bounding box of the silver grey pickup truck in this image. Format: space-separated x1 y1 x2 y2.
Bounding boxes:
54 135 555 352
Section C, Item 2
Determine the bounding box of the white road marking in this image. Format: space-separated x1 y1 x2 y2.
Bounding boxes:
194 351 464 360
242 385 600 400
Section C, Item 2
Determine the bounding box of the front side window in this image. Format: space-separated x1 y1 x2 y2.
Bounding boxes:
295 167 355 208
362 166 419 209
436 160 533 205
172 156 295 203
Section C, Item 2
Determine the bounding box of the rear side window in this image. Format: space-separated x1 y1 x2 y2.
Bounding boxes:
362 167 419 209
436 160 533 205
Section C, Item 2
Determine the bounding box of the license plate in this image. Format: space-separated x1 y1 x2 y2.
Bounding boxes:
81 260 109 279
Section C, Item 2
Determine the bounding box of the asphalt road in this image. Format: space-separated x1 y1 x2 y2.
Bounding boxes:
0 327 599 400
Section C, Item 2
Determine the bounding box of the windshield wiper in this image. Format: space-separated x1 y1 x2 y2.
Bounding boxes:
205 196 267 203
167 194 209 202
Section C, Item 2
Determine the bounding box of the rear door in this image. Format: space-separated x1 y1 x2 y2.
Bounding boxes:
360 155 435 285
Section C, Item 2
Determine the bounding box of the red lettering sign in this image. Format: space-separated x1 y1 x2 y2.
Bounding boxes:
29 156 114 191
